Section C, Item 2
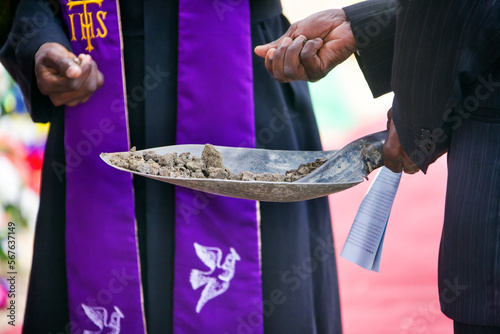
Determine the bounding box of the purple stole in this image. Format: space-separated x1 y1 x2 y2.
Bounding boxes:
61 0 145 332
174 1 263 333
60 0 263 333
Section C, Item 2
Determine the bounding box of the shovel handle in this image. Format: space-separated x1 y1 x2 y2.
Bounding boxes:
361 130 387 177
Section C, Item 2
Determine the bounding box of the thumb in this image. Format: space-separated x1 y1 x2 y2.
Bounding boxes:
38 45 82 79
56 56 82 79
255 23 299 58
255 40 281 58
300 38 324 81
255 29 294 58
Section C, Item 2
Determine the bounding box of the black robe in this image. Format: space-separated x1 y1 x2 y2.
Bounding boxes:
0 0 342 333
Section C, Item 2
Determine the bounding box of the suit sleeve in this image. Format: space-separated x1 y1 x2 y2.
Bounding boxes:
0 1 19 47
391 1 500 172
0 0 71 123
343 0 397 98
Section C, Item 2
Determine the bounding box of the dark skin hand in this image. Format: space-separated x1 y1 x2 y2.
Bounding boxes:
384 109 420 174
34 42 104 107
255 10 420 175
254 9 357 83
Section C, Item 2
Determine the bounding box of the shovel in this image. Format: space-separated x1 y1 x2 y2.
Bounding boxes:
100 131 386 202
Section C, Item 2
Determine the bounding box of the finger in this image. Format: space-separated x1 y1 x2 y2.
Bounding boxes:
283 35 308 80
255 39 285 58
254 25 296 58
96 70 104 89
402 162 419 174
80 95 92 104
49 89 91 107
65 55 93 91
64 93 93 107
49 61 103 106
265 48 276 78
383 115 404 173
255 41 281 58
65 58 82 78
384 109 420 174
383 147 404 173
300 38 324 81
56 78 97 106
49 91 89 107
386 108 392 129
78 60 103 93
272 37 293 82
68 55 94 89
42 48 82 79
401 151 420 174
37 55 93 95
56 97 82 107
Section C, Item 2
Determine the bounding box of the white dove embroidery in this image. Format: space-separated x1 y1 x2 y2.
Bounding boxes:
81 304 124 334
189 242 241 313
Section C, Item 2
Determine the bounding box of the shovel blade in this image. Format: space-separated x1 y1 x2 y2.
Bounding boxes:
100 131 386 202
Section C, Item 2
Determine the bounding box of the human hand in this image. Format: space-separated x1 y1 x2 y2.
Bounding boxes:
383 109 420 174
254 9 356 82
34 42 104 107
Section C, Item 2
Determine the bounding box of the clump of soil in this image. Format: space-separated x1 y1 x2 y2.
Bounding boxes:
107 144 326 182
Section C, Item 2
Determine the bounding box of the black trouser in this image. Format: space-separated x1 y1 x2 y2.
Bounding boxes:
455 322 500 334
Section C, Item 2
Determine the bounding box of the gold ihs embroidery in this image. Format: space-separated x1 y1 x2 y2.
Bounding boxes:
67 0 108 52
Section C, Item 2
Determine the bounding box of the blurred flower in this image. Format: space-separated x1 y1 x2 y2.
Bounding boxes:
0 277 7 309
19 188 39 229
0 64 46 270
0 156 22 205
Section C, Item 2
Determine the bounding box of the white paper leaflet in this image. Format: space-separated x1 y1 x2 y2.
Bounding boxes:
340 167 401 272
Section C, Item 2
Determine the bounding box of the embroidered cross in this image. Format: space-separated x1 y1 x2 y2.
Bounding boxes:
66 0 106 52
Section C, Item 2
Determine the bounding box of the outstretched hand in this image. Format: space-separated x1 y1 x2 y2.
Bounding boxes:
34 42 104 107
254 9 356 82
383 109 420 174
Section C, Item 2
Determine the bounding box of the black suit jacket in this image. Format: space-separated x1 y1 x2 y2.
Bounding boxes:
345 0 500 326
346 0 500 172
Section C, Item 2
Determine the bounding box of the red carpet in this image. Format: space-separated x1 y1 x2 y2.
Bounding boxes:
327 123 453 334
